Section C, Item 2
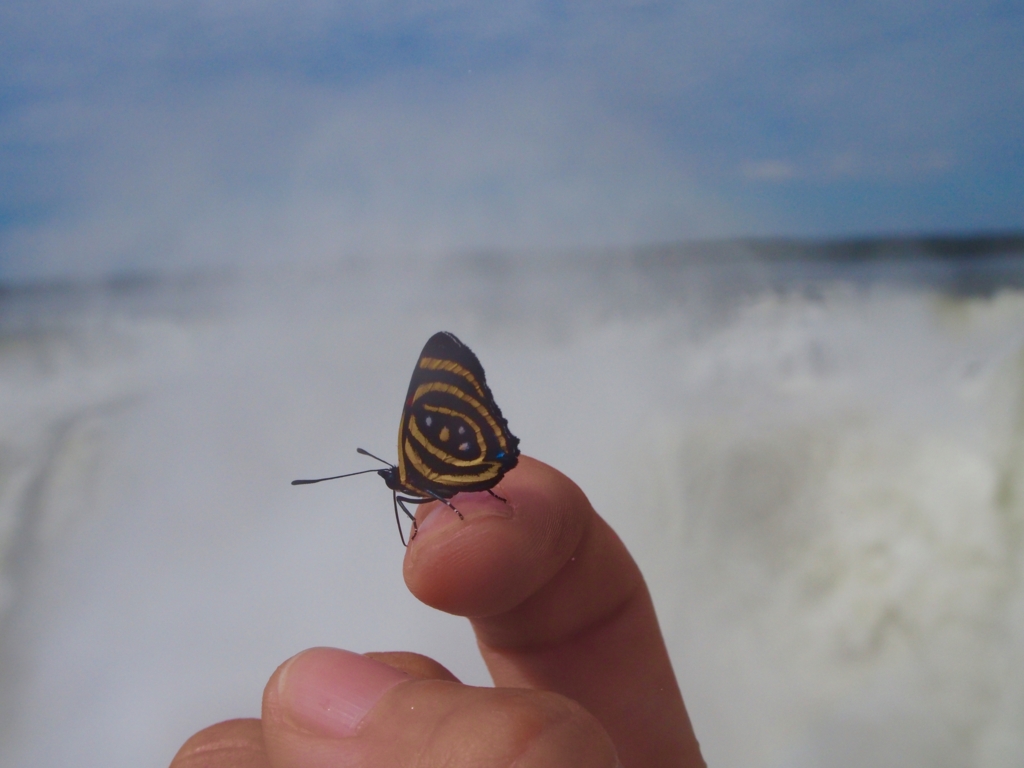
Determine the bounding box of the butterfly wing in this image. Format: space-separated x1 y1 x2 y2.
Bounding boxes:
395 332 520 497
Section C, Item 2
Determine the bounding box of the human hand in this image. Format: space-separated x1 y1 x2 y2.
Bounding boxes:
170 456 705 767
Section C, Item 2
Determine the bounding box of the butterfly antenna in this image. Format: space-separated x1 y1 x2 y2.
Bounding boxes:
356 447 395 467
291 468 380 485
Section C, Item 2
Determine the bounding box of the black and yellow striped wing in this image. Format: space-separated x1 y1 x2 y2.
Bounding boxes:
394 332 519 498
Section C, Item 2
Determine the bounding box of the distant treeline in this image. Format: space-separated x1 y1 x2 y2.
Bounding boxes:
634 232 1024 263
626 233 1024 297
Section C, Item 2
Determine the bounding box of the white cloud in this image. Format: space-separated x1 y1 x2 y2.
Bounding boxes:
0 66 737 280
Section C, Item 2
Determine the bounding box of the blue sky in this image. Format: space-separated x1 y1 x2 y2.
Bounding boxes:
1 0 1022 279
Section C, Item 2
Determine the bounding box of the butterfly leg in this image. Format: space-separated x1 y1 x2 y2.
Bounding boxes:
422 490 463 520
486 489 508 503
392 493 463 546
394 494 441 546
394 494 420 547
391 492 409 547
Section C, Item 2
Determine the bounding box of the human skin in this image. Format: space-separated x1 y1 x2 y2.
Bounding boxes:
170 456 706 768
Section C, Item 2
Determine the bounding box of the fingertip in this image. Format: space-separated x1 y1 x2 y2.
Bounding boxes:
402 455 591 617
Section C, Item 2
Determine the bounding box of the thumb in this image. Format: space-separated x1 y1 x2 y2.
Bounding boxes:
261 647 619 768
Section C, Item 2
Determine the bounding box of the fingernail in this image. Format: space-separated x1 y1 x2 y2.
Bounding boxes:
276 648 411 737
414 490 513 539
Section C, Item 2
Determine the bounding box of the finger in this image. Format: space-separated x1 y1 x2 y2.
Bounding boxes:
261 646 619 768
404 455 704 768
170 719 270 768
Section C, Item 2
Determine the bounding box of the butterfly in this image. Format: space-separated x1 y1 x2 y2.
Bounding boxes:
293 332 520 545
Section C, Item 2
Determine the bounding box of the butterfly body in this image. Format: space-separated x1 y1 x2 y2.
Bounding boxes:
292 331 519 545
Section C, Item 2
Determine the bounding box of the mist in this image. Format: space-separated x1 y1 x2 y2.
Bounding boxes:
2 254 1023 766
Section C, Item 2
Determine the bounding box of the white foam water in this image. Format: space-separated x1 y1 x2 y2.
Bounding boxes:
1 258 1023 767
